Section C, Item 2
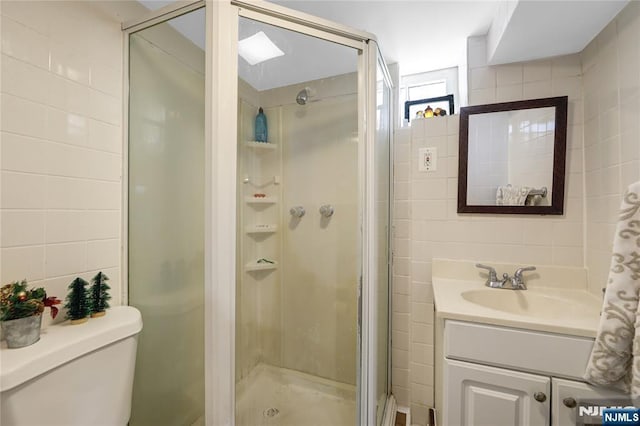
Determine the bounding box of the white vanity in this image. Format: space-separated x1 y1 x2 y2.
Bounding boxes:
433 259 625 426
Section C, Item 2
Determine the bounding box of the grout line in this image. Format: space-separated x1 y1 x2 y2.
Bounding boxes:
2 125 123 155
1 51 122 100
0 168 122 183
1 91 121 127
3 237 120 250
1 208 120 212
41 266 121 283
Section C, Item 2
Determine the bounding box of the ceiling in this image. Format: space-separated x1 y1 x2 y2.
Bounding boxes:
487 0 628 65
269 0 498 76
133 0 629 90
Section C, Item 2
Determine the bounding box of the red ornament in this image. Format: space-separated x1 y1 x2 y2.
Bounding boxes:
44 296 62 319
17 291 27 301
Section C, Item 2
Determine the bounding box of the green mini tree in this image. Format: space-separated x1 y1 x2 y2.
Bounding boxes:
89 272 111 317
64 277 90 324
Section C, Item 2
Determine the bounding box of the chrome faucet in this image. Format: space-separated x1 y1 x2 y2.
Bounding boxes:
476 264 503 288
476 264 536 290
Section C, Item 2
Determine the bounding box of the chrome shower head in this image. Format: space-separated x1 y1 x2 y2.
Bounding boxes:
296 88 309 105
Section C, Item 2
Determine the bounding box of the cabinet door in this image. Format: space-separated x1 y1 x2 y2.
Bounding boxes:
552 378 628 426
445 359 550 426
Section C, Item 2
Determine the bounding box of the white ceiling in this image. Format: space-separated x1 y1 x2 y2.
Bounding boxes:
269 0 499 76
487 0 629 65
134 0 629 90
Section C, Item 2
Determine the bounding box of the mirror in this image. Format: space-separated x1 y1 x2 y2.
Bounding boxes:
457 96 568 215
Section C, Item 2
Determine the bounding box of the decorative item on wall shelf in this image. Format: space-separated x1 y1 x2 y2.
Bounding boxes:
254 106 268 142
405 94 455 122
64 277 91 325
89 272 111 318
0 280 61 348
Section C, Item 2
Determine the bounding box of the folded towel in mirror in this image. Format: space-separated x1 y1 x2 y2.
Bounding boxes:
585 181 640 400
496 185 531 206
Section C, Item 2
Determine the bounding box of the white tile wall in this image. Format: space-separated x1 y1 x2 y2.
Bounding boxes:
392 127 412 408
393 42 586 426
582 1 640 295
0 1 123 321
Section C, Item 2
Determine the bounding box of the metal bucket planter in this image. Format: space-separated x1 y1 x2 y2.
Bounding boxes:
1 315 42 348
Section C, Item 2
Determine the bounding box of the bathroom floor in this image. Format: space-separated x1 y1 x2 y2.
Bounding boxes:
236 364 356 426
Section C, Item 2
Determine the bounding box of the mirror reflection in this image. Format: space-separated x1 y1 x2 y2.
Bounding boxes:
467 107 555 206
458 96 568 215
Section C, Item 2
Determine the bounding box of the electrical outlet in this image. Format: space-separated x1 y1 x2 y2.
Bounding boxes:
418 147 437 172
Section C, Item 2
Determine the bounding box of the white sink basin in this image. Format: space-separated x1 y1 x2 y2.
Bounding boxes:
461 288 601 320
432 259 602 337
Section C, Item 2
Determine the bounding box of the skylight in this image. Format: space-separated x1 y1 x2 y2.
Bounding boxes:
238 31 285 66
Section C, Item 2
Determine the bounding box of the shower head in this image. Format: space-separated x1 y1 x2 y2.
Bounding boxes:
296 87 317 105
296 88 309 105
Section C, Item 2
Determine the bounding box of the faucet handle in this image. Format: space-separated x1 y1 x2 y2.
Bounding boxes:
512 266 536 289
514 266 536 279
477 264 504 288
476 264 497 280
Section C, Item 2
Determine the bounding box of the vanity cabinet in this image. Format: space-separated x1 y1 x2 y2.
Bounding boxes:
552 378 628 425
441 320 626 426
445 359 549 425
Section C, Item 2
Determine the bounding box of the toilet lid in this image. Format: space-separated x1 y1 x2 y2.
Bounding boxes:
0 306 142 392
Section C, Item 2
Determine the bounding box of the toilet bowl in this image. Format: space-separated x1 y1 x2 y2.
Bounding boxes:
0 306 142 426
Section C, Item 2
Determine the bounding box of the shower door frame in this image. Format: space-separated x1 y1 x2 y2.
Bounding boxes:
121 3 209 425
219 2 394 424
121 1 393 425
228 3 373 425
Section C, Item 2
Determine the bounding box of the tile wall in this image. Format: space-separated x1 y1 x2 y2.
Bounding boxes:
393 3 640 423
582 1 640 295
0 1 123 319
393 40 586 426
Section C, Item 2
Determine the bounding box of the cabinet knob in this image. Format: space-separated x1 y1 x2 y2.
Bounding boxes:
533 392 547 403
563 397 577 408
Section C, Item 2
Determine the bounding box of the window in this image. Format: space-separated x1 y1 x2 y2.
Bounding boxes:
399 66 458 126
408 80 446 101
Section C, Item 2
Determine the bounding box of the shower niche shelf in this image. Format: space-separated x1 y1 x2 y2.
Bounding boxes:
245 260 278 272
246 224 278 234
245 196 277 204
245 141 277 150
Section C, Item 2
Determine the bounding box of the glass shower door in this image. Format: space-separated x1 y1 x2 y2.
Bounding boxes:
235 15 361 426
127 8 205 426
374 56 392 426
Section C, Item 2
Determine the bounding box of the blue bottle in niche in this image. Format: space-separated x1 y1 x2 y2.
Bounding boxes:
254 107 268 142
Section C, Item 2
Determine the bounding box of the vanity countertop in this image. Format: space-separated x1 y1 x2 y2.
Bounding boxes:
432 259 602 338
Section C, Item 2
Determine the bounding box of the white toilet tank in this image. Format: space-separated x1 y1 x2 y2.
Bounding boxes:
0 306 142 426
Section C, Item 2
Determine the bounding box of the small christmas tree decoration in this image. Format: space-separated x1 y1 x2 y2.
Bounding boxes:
64 277 90 324
89 272 111 318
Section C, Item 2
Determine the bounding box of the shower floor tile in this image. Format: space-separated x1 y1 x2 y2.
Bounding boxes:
236 364 356 426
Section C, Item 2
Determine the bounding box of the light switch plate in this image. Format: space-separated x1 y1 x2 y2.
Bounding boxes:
419 147 437 172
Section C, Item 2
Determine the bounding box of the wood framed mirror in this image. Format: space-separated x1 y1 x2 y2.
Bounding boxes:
457 96 568 215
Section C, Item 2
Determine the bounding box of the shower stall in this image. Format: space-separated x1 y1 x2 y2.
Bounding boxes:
125 2 392 425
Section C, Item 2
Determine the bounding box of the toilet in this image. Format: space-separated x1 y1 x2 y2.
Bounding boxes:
0 306 142 426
